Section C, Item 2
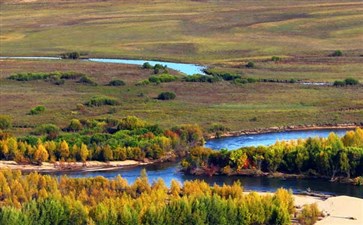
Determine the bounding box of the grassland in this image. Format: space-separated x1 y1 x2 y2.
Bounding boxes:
0 0 362 136
1 59 362 136
0 0 362 64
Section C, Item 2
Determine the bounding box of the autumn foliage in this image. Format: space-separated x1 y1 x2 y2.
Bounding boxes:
0 169 297 225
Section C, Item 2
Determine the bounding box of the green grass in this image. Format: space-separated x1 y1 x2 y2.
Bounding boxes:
1 0 362 63
0 60 362 136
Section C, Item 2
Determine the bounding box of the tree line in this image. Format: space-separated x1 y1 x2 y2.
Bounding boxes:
0 116 204 164
181 128 363 184
0 169 315 225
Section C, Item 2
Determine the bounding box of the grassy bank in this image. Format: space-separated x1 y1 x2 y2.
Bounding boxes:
0 59 362 136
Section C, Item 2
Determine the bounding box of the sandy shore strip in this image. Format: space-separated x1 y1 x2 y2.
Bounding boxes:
0 160 149 173
245 191 363 225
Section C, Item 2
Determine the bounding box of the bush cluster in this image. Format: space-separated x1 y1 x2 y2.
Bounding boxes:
333 78 359 86
157 92 176 100
29 105 46 115
85 96 119 106
107 79 125 86
148 74 178 83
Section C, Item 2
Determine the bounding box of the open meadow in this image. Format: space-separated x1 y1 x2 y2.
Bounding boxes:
0 59 362 136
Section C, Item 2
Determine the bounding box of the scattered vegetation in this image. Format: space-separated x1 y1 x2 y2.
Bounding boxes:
85 96 119 107
60 51 81 59
32 124 60 139
209 123 231 138
77 76 97 86
298 203 322 225
331 50 343 57
183 74 220 83
271 56 282 62
7 72 88 86
0 115 12 130
29 106 46 115
157 92 176 100
246 62 255 68
142 63 168 74
148 74 178 84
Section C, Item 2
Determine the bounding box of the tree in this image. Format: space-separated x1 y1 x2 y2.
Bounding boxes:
102 145 113 161
33 144 49 165
79 143 89 162
59 140 70 160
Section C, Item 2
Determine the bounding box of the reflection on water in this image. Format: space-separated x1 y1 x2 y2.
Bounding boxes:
50 128 363 198
205 129 350 150
52 161 363 198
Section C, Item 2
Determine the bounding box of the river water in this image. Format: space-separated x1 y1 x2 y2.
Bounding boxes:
51 129 363 198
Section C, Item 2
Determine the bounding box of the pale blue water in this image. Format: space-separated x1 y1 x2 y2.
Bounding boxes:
88 58 206 75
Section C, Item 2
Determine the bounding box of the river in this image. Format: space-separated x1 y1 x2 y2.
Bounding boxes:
50 129 363 198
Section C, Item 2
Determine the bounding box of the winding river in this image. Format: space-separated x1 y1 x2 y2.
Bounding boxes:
52 129 363 198
1 56 361 197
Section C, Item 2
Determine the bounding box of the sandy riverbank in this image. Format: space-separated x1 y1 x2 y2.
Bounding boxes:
0 160 149 173
247 191 363 225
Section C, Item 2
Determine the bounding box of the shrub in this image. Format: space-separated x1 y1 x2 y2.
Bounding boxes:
77 76 97 86
353 176 363 186
298 203 321 225
67 119 83 132
331 50 342 57
108 80 125 86
85 96 119 107
8 72 51 81
184 74 219 83
0 115 12 130
149 74 178 83
61 51 80 59
333 80 346 86
135 80 151 86
8 72 85 83
344 78 359 85
271 56 281 62
32 124 60 139
334 78 359 86
246 62 255 68
60 72 85 80
157 92 176 100
29 105 46 115
142 62 153 69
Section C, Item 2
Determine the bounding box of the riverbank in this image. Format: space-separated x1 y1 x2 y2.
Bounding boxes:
207 123 361 139
186 166 362 186
0 160 151 173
